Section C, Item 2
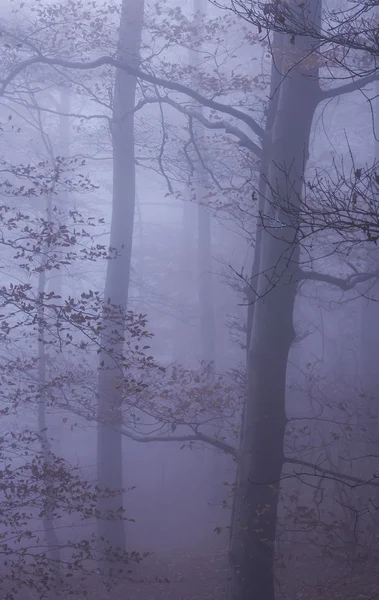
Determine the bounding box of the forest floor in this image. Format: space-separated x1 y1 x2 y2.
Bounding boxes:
106 545 229 600
119 551 379 600
10 540 230 600
278 558 379 600
17 544 379 599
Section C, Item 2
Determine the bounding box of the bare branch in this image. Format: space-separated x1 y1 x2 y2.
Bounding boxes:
155 92 173 193
321 74 379 101
285 457 379 488
298 268 379 290
58 402 239 458
117 425 239 459
139 96 262 158
0 55 265 140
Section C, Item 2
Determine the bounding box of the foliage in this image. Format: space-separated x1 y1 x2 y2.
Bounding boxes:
0 430 146 599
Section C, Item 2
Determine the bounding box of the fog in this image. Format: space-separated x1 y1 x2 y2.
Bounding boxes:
0 0 379 599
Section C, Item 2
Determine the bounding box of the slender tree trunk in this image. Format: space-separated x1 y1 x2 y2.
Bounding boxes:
174 0 216 369
37 191 61 587
173 196 197 363
46 88 70 458
190 0 223 509
35 93 69 583
192 0 216 368
96 0 144 556
197 191 215 366
46 88 70 301
52 87 69 298
229 3 321 598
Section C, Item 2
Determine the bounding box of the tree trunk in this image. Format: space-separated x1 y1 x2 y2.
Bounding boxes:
358 73 379 523
229 4 321 598
173 197 197 363
229 30 285 590
192 0 216 368
360 73 379 445
239 29 284 482
197 192 215 366
245 32 284 353
96 0 144 556
47 88 70 459
361 277 379 455
48 87 70 301
37 190 61 588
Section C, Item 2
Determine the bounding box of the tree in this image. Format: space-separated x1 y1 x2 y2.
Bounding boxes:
0 427 150 599
210 1 379 597
227 3 322 597
96 0 145 556
0 143 149 596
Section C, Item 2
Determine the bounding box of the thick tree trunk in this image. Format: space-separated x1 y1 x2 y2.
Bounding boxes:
361 76 379 432
230 33 284 559
245 32 284 353
229 4 321 598
361 278 379 451
96 0 144 555
359 76 379 489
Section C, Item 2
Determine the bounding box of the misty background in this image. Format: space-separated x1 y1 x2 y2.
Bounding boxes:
0 0 379 599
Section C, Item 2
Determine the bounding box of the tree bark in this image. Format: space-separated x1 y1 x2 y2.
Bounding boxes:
96 0 144 555
229 3 321 598
360 73 379 437
229 31 284 592
358 72 379 512
245 32 284 353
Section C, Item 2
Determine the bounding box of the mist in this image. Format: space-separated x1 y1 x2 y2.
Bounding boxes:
0 0 378 599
